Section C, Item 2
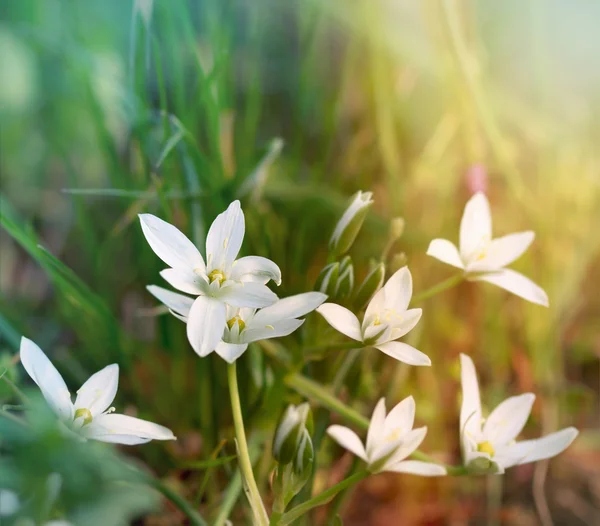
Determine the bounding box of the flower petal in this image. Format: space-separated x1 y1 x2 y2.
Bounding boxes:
387 460 447 476
382 266 413 313
459 192 492 262
471 269 549 307
459 353 482 438
389 308 422 341
19 337 73 421
484 393 535 445
83 413 176 445
364 286 386 326
186 296 227 357
494 427 578 468
468 231 534 272
252 292 327 326
206 200 245 271
160 269 206 295
243 318 304 343
217 282 278 308
327 425 367 461
383 426 428 468
74 364 119 418
214 342 248 363
229 256 282 285
366 398 387 458
426 239 464 269
139 214 205 272
316 304 362 342
384 396 415 437
146 285 194 319
375 342 431 366
0 489 20 516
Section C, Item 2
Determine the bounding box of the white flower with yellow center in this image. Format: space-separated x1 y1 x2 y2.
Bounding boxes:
315 267 430 366
427 192 548 306
327 397 446 476
139 200 281 355
459 354 578 474
147 287 326 363
20 338 176 445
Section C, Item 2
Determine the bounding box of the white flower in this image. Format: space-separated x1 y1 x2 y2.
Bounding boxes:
315 267 430 366
20 338 176 445
147 286 326 362
327 397 446 476
459 354 578 474
427 192 549 306
0 489 19 517
139 200 281 355
330 191 374 256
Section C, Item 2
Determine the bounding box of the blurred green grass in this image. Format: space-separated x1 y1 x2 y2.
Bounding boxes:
1 0 599 524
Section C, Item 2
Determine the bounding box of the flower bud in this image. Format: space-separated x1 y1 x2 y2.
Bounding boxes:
389 217 405 241
466 456 501 475
272 403 312 466
335 256 354 299
329 191 373 257
390 252 408 273
314 262 340 296
353 262 385 311
293 428 314 475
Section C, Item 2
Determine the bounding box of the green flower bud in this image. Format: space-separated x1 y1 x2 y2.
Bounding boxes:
314 262 340 296
272 403 312 466
329 191 373 257
353 262 385 311
389 217 405 241
293 428 314 475
335 256 354 299
390 252 408 273
466 456 501 475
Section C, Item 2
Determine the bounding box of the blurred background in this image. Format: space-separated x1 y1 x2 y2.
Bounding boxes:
1 0 599 524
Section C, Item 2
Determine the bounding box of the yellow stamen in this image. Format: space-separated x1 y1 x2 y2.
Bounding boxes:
208 269 226 285
74 408 93 426
227 316 245 331
477 440 495 456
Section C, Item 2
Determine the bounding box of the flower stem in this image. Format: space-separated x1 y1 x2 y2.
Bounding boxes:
277 470 370 525
412 273 463 304
227 362 269 526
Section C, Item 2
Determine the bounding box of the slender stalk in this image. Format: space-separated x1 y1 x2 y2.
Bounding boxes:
412 274 463 304
278 471 370 526
227 362 269 526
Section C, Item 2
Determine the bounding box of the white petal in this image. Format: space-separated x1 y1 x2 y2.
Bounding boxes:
83 413 176 445
0 489 20 516
366 398 387 457
426 239 464 269
468 231 534 272
19 337 73 421
160 269 206 295
242 319 304 343
387 460 447 476
389 308 422 341
327 425 367 461
363 323 392 344
252 292 327 326
459 354 482 450
205 200 245 271
382 426 428 468
484 393 535 445
186 296 227 357
74 364 119 418
384 396 415 437
229 256 282 285
364 286 386 325
217 282 278 308
472 269 549 307
382 266 413 313
375 342 431 366
214 342 248 363
459 192 492 262
316 304 362 342
495 427 578 468
146 285 194 319
139 214 205 272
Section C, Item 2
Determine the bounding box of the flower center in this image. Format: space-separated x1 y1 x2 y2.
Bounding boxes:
208 269 226 285
385 428 402 442
477 440 495 456
74 408 93 426
227 315 245 331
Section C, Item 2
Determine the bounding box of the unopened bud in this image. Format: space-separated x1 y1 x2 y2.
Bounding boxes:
335 256 354 298
293 429 314 475
314 262 340 296
390 252 408 273
329 191 374 257
389 217 405 241
272 403 312 466
353 262 385 311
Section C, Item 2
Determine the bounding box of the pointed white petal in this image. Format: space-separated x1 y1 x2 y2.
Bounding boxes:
83 413 176 445
468 231 535 272
186 296 227 357
459 354 482 447
382 426 428 468
139 214 205 272
160 269 206 295
74 364 119 418
426 239 464 269
495 427 578 468
387 460 447 476
214 342 248 363
472 269 549 306
363 323 392 344
382 266 413 313
229 256 282 285
316 304 362 342
327 425 367 461
384 396 415 437
206 200 245 271
459 192 492 261
19 337 73 421
146 285 194 319
375 342 431 366
252 292 327 326
484 393 535 445
389 308 422 340
364 286 386 325
366 398 387 457
242 319 304 343
217 282 278 308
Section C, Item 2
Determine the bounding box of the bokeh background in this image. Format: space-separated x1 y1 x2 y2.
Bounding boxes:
1 0 599 524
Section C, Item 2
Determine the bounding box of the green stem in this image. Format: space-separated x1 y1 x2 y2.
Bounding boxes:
412 274 463 304
227 362 269 526
278 471 370 526
153 480 208 526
